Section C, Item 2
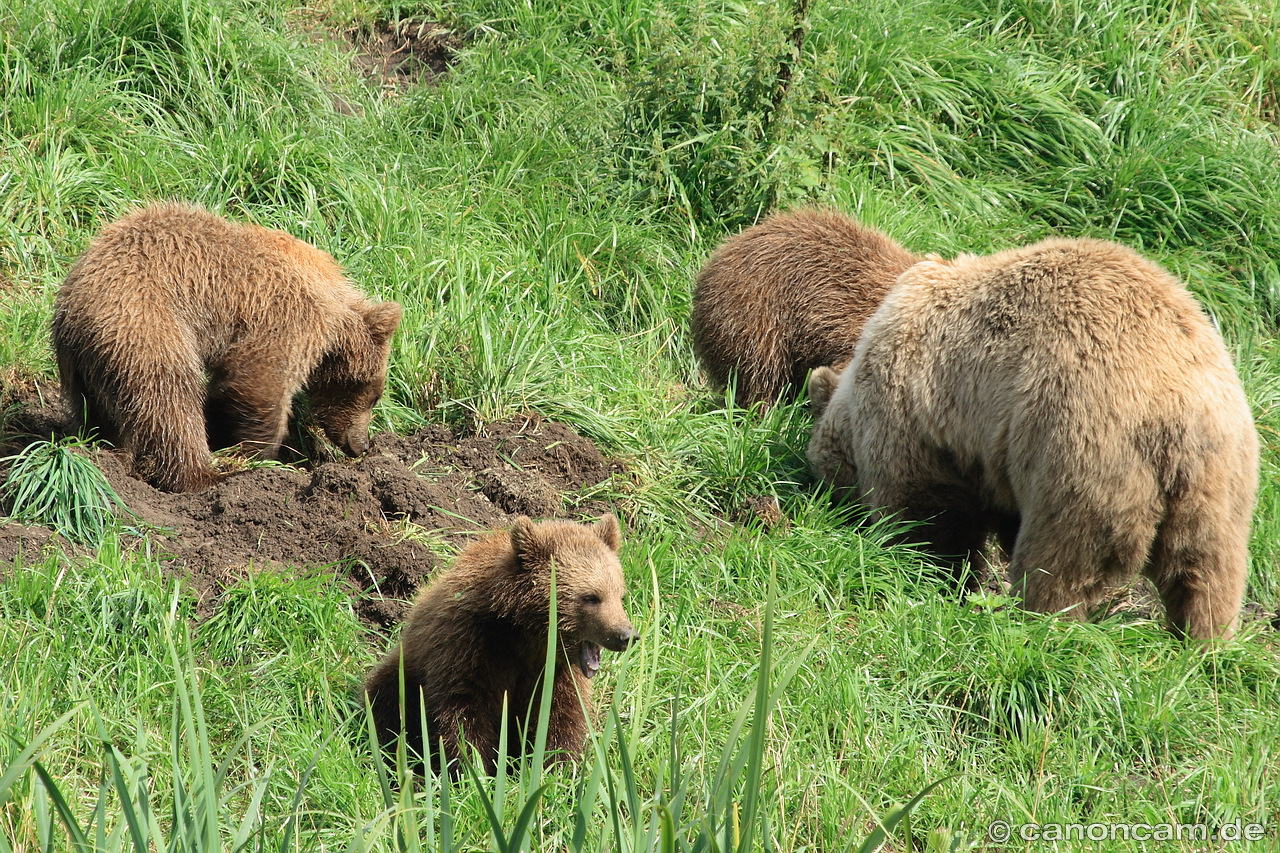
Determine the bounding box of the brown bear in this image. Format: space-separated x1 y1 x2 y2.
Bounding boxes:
364 514 636 775
808 238 1258 640
691 208 920 407
51 202 402 492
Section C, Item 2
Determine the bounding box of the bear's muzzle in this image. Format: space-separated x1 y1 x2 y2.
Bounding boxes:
576 627 637 678
605 625 637 652
341 427 370 457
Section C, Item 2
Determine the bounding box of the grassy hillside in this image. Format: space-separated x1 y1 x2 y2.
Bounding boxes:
2 0 1279 849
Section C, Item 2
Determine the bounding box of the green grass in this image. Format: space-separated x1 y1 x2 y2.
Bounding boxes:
2 0 1279 848
2 437 130 544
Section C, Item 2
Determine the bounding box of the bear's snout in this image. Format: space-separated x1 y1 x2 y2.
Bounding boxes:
342 427 370 457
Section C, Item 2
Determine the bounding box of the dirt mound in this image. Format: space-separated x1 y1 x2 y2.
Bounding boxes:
0 381 622 625
347 17 461 89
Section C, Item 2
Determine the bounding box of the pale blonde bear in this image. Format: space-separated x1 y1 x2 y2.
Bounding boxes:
808 238 1258 639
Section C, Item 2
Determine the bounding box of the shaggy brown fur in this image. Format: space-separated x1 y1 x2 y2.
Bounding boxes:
364 514 636 775
691 208 920 406
808 238 1258 640
52 202 402 492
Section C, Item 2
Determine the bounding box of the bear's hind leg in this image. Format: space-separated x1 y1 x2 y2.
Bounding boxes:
1010 501 1156 622
1008 537 1095 621
1146 487 1250 641
77 388 119 445
56 350 120 444
737 329 790 406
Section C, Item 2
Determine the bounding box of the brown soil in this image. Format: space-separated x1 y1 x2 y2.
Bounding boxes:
0 380 622 626
346 17 461 89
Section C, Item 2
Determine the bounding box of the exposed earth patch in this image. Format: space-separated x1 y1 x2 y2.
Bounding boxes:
0 379 622 626
346 17 461 89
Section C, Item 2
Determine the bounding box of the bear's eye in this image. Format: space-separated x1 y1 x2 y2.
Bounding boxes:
581 594 601 606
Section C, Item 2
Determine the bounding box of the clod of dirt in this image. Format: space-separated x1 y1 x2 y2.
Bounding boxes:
0 520 66 573
734 494 787 531
347 17 461 88
476 467 562 517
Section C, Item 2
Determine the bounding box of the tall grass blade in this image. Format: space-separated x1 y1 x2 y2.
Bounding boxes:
846 777 954 853
614 710 641 837
465 757 507 848
0 704 88 800
31 761 91 852
465 759 551 853
568 706 614 852
104 744 148 853
507 782 552 853
439 736 455 852
736 572 773 853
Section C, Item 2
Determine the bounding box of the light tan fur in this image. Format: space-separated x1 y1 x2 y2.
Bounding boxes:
364 514 635 775
809 238 1258 639
691 208 920 406
52 202 402 492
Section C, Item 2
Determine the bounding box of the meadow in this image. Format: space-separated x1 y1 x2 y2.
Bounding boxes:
1 0 1279 849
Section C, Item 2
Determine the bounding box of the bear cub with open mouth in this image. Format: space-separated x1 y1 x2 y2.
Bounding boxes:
364 514 636 774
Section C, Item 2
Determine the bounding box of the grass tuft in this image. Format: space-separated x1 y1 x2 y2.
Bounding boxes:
2 436 129 544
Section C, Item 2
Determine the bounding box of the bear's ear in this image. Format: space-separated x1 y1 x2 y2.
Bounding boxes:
363 301 403 346
509 516 547 569
594 513 622 552
808 366 841 418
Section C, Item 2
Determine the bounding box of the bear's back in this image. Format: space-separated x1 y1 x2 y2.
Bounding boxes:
696 208 916 329
863 238 1235 406
57 202 362 353
850 237 1253 496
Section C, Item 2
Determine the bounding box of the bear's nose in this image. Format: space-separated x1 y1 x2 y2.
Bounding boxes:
614 626 637 650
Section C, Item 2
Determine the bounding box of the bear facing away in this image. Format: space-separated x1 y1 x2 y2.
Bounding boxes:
52 202 402 492
808 238 1258 640
364 514 636 775
691 208 920 407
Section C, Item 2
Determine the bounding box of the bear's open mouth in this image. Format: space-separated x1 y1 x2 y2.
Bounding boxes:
578 642 602 678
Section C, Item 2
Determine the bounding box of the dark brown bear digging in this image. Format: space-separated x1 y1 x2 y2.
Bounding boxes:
691 208 920 407
52 202 402 492
364 514 636 775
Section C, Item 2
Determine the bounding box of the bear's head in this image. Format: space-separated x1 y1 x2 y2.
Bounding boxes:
308 300 403 457
807 365 860 501
508 514 636 679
